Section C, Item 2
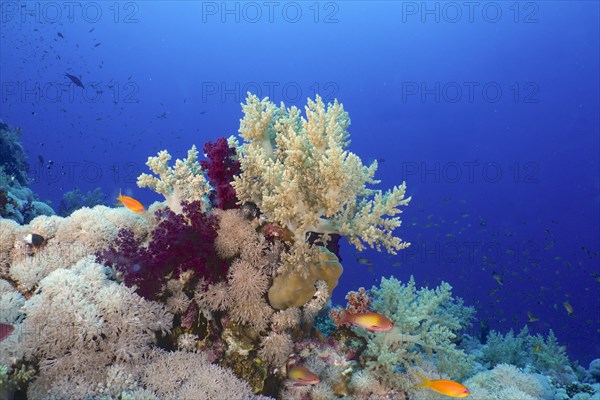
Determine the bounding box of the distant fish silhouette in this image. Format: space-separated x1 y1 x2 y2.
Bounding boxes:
563 301 574 316
94 42 101 48
57 32 64 38
527 311 539 323
492 271 503 286
65 73 84 88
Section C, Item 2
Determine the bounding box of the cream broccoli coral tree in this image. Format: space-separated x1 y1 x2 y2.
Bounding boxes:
231 94 411 254
137 145 212 214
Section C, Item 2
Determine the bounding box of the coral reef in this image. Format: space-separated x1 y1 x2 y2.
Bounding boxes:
139 350 270 400
58 187 108 216
0 166 54 224
590 359 600 382
268 246 342 310
0 119 29 186
0 363 35 399
1 96 593 400
196 224 273 332
0 121 55 224
475 326 576 384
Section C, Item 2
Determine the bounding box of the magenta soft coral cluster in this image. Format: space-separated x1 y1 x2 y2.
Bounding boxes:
98 200 226 299
200 137 240 210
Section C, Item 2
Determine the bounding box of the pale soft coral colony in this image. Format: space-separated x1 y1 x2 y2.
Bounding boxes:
232 94 411 253
1 95 599 399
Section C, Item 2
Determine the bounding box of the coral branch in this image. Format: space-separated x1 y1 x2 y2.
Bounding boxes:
137 146 211 214
231 94 411 254
200 137 241 210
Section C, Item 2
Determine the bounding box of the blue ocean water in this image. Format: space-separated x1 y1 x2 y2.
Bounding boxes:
1 0 598 369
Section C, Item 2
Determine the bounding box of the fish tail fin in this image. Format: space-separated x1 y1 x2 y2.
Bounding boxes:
412 373 430 389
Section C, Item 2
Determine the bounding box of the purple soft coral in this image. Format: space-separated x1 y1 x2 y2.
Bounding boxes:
200 137 241 210
98 200 227 299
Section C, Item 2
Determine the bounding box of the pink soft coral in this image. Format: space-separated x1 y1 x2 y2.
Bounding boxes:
200 137 241 210
98 201 226 299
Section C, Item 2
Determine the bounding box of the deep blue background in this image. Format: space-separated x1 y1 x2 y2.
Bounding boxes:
1 1 598 365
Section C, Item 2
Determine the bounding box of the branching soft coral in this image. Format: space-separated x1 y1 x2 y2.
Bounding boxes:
98 201 225 299
361 276 475 386
480 326 575 385
58 187 108 217
200 137 241 210
231 94 411 254
137 145 212 214
0 120 29 186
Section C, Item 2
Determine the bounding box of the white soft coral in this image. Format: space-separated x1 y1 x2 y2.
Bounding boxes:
20 257 173 398
137 145 211 214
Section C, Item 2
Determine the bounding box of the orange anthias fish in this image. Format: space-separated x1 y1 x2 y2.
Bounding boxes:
117 190 145 214
287 365 320 386
338 309 394 332
0 323 14 342
413 374 470 398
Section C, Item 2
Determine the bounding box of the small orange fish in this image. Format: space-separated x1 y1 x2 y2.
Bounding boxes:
414 374 470 398
117 190 145 214
287 365 320 386
0 323 14 342
338 309 394 332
